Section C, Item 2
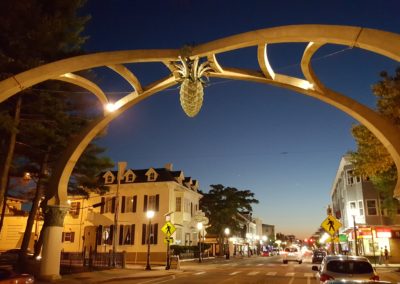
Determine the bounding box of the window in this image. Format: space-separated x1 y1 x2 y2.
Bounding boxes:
184 199 190 213
119 224 135 245
349 201 356 210
126 173 134 182
346 170 361 185
102 197 115 214
122 196 137 213
149 172 155 181
141 223 158 245
358 200 364 216
365 199 377 216
62 232 75 243
106 175 113 184
176 197 182 212
143 194 159 211
69 202 80 217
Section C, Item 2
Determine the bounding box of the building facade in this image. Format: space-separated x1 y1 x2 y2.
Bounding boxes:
331 156 400 261
1 163 203 264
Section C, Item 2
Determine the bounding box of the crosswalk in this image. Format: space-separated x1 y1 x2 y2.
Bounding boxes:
190 271 317 278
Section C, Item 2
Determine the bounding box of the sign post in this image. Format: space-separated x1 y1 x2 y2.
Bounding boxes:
161 221 176 270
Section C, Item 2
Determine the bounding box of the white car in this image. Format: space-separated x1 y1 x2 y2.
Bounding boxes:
282 246 302 264
312 255 379 283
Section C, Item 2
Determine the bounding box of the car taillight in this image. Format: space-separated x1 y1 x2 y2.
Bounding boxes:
319 273 334 282
370 275 380 281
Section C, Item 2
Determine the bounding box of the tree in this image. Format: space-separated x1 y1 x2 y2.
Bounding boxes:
350 68 400 217
0 0 114 268
199 184 259 256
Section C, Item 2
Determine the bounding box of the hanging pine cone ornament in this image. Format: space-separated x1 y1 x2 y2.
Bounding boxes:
175 57 212 117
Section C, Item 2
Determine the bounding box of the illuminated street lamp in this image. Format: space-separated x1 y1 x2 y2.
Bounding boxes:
197 222 203 263
351 207 359 256
145 210 155 270
224 228 230 259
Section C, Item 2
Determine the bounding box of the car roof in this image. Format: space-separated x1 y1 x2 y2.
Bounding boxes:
324 255 370 262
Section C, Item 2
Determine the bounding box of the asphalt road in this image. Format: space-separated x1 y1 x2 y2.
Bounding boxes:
105 255 400 284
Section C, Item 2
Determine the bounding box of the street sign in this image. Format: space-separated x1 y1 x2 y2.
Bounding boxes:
321 215 342 236
164 236 174 244
161 221 176 236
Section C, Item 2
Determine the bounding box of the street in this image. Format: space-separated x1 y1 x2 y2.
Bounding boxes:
103 255 400 284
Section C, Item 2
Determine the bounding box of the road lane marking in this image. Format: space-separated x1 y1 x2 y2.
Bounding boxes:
266 272 277 276
285 272 295 277
288 277 295 284
229 271 241 275
304 273 314 277
256 263 263 266
194 271 206 275
248 271 260 275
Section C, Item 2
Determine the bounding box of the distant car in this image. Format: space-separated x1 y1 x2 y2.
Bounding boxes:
312 255 379 283
312 250 327 264
0 267 34 283
262 251 270 256
282 247 302 264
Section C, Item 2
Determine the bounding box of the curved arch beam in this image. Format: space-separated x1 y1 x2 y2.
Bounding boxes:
0 49 179 103
49 75 177 205
56 73 109 107
301 42 325 92
0 24 400 199
257 44 275 79
107 64 143 93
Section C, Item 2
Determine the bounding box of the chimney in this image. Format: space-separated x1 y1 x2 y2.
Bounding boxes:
164 163 173 171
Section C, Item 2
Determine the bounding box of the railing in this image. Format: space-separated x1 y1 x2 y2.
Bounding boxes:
60 251 125 274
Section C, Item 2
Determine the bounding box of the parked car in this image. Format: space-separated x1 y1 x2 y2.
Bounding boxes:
312 255 379 283
0 249 35 266
0 267 34 283
282 246 302 264
312 250 327 264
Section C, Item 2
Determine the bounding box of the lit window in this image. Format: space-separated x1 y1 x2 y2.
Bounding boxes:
62 232 75 242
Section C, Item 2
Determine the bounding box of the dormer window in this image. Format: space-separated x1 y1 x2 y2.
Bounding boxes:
149 172 155 181
106 175 113 183
103 171 115 184
127 173 134 182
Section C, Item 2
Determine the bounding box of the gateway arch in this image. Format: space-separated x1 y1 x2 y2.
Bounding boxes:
1 25 400 279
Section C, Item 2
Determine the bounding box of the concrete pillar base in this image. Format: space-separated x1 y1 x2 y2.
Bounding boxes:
39 205 69 280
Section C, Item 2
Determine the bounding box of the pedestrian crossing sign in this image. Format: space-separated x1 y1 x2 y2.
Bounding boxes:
161 221 176 236
321 215 342 236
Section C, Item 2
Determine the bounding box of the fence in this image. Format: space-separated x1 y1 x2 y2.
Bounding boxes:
60 251 125 273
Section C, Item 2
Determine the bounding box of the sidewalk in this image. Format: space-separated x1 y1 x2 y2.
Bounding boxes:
36 265 181 284
36 257 218 283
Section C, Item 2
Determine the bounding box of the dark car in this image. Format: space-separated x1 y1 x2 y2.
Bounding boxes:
0 267 34 283
312 250 327 264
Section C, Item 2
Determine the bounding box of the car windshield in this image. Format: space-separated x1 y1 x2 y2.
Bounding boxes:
327 260 373 274
314 251 326 256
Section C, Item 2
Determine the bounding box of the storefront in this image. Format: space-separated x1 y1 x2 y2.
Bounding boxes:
347 226 391 257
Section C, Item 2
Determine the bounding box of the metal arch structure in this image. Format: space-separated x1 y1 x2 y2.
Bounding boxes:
1 24 400 278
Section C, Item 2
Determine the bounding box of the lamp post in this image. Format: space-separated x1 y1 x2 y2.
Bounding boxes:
224 228 230 259
197 222 203 263
145 210 155 270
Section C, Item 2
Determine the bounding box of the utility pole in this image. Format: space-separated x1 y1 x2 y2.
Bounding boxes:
112 162 126 267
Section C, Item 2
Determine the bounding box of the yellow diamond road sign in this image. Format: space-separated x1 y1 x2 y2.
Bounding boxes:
321 215 342 236
161 221 176 236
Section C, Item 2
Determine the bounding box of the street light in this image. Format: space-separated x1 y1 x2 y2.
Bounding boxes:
351 207 359 256
197 222 203 263
145 210 155 270
224 228 230 259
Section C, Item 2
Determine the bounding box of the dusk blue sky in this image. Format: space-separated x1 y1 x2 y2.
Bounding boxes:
80 0 400 239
